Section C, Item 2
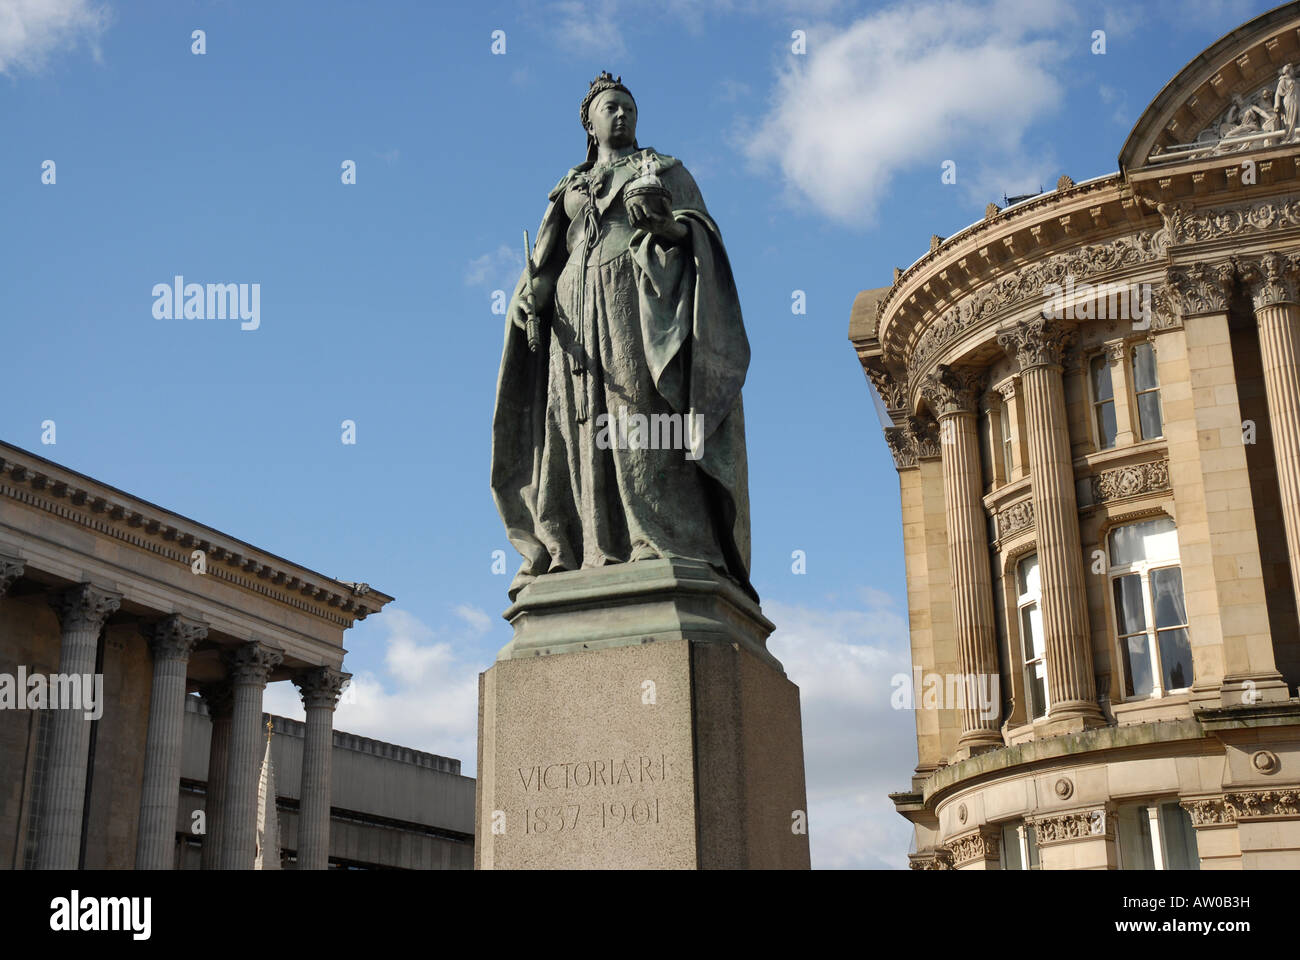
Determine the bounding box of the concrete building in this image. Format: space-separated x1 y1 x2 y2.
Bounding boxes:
852 3 1300 869
0 439 473 869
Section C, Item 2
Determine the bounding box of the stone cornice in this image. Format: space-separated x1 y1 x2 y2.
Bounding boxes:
0 442 390 627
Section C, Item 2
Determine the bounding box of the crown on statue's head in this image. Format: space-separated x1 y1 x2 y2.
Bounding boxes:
580 71 635 128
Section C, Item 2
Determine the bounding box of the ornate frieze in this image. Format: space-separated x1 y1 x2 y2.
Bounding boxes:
996 498 1035 539
1090 458 1171 504
908 230 1167 378
996 318 1077 371
1166 261 1235 317
919 364 984 417
1182 791 1300 826
947 829 1001 867
1181 797 1234 827
1237 251 1300 308
908 850 954 870
1163 197 1300 245
1031 808 1115 844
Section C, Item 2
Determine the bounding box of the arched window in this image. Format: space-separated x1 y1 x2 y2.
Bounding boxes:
1108 517 1192 699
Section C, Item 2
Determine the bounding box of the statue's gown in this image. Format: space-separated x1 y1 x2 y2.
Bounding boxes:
491 148 755 602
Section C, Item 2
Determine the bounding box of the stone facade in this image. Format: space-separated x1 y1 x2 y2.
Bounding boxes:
853 4 1300 869
0 439 469 869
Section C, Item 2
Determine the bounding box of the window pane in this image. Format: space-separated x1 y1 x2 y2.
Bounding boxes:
1159 803 1200 870
1132 342 1159 391
1125 634 1154 698
1113 575 1146 635
1091 355 1114 402
1000 824 1023 870
1137 392 1163 439
1029 663 1048 720
1109 517 1178 565
1118 805 1156 870
1158 628 1194 690
1018 554 1039 598
1096 401 1117 449
1025 824 1040 869
1151 567 1187 628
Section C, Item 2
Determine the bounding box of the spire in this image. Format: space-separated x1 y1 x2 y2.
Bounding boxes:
254 717 281 870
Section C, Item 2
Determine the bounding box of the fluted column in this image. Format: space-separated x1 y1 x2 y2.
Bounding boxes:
1243 252 1300 609
921 365 1002 751
36 582 121 869
997 320 1103 727
0 555 24 599
216 642 282 869
198 681 233 869
135 615 207 869
292 667 349 870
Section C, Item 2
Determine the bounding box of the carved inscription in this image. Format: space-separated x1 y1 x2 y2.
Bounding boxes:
514 754 673 836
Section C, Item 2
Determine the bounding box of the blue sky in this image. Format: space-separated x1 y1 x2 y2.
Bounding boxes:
1 0 1270 868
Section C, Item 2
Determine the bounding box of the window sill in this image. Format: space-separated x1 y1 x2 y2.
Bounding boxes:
1112 691 1195 725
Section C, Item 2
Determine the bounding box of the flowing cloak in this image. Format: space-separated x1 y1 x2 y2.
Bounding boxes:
491 149 755 602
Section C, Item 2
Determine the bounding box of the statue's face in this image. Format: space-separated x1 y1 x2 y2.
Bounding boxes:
587 89 637 149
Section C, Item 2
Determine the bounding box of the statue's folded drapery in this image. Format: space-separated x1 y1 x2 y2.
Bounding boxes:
491 151 755 602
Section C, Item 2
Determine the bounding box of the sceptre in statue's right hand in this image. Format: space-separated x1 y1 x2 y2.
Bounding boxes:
522 229 541 353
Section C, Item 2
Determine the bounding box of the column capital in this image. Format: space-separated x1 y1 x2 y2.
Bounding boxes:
221 641 283 686
198 680 235 719
919 364 984 418
1237 251 1300 309
145 614 208 662
992 377 1017 403
947 826 1001 868
862 358 909 413
293 666 351 711
1166 260 1235 317
50 582 122 633
0 555 25 599
996 318 1076 371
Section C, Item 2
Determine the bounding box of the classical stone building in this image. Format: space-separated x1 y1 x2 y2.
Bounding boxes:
0 439 473 869
852 4 1300 869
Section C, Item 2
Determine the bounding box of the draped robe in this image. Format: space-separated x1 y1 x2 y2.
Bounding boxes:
491 148 755 602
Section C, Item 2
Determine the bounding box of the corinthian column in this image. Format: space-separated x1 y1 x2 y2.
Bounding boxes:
920 365 1002 752
36 582 121 869
135 615 207 869
216 642 282 869
292 667 349 870
198 681 233 870
0 555 24 599
997 320 1103 728
1242 252 1300 609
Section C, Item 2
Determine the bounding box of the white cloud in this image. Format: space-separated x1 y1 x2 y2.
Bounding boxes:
0 0 109 75
766 589 918 868
262 607 482 771
743 0 1074 225
465 243 523 289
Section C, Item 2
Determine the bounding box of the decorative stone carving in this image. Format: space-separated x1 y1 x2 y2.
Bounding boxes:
1251 750 1280 775
908 416 941 461
1054 777 1074 800
146 614 208 661
947 829 1000 867
1225 790 1299 819
919 364 984 417
1237 251 1300 308
996 318 1076 370
1166 261 1235 317
50 582 122 633
884 426 916 470
221 641 284 686
1163 197 1300 245
957 803 968 824
993 378 1017 402
908 230 1167 376
1031 808 1113 844
908 850 954 870
293 666 351 710
864 360 908 411
1090 458 1171 503
1149 285 1182 331
1181 797 1235 826
996 498 1035 539
0 555 24 599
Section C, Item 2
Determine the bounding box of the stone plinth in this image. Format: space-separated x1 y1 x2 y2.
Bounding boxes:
476 559 810 869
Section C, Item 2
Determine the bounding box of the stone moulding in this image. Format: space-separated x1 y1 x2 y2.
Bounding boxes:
1181 790 1300 825
946 829 1000 866
903 229 1168 389
1163 197 1300 245
996 497 1035 539
1090 458 1171 504
1030 807 1115 845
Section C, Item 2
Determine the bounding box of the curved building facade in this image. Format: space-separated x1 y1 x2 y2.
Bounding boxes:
852 3 1300 869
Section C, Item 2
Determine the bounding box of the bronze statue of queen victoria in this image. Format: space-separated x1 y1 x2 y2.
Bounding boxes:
491 73 756 602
